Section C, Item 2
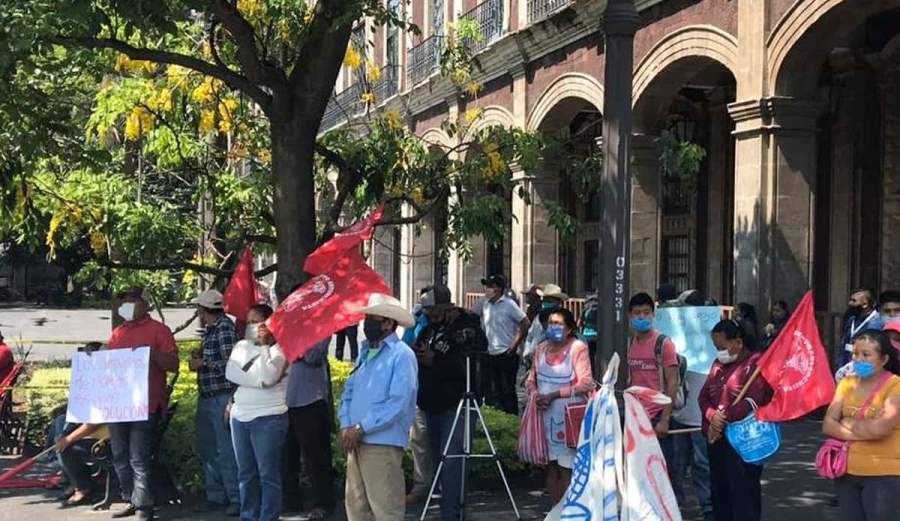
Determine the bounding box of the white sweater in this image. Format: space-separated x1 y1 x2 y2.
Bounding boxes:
225 340 289 422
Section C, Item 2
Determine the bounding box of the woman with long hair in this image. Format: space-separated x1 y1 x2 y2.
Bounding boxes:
823 330 900 521
525 308 593 505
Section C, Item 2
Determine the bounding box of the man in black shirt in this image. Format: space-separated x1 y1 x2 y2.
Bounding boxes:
414 284 487 521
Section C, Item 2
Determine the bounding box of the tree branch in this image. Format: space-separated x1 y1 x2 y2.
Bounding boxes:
208 0 288 93
376 189 448 227
100 259 277 278
58 35 273 114
315 142 363 228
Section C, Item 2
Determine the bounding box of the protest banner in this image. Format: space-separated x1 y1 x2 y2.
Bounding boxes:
654 306 722 374
224 245 260 336
66 347 150 424
303 204 384 275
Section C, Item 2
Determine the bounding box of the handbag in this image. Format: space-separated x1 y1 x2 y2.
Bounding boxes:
726 412 782 465
814 371 892 479
517 393 549 465
564 401 587 448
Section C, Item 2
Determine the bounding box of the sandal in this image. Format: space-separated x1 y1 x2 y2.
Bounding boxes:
58 487 76 501
62 490 93 508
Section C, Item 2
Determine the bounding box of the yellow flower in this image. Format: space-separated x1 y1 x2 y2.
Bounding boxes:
217 98 238 133
411 188 425 205
384 110 404 130
198 109 216 133
191 77 221 105
237 0 263 18
90 208 103 222
125 106 154 141
344 46 363 69
464 108 482 124
89 232 106 255
466 81 482 96
46 213 63 255
114 55 157 75
360 92 376 103
258 150 272 164
303 11 314 24
165 65 191 86
367 65 382 82
146 89 173 112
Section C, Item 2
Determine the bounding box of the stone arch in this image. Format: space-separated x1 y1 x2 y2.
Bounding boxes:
632 25 738 133
463 105 516 139
768 0 899 96
419 126 453 149
526 73 604 131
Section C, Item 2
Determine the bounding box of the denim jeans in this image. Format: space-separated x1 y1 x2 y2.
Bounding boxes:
57 439 96 491
836 475 900 521
196 394 239 505
231 413 288 521
668 420 712 515
425 409 472 521
109 414 158 511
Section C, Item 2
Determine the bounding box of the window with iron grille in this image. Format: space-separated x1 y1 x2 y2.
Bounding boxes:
432 0 445 37
527 0 571 24
661 235 691 292
584 239 599 293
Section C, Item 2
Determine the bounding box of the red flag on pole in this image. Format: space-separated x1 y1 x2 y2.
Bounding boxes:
224 246 260 336
303 205 385 275
754 291 836 422
267 251 391 361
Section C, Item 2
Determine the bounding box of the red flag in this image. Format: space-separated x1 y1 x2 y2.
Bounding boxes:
224 246 260 336
755 291 836 422
303 205 385 275
267 251 390 361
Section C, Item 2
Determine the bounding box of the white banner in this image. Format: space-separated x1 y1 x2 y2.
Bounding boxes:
66 347 150 424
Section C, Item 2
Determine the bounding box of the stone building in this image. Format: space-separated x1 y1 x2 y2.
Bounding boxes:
320 0 900 318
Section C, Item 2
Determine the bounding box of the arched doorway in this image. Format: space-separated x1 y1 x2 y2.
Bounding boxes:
633 49 738 303
770 1 900 312
410 145 451 294
533 97 603 298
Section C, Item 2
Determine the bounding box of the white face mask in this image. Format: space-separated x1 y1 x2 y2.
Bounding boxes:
118 302 136 322
717 350 738 365
245 324 259 342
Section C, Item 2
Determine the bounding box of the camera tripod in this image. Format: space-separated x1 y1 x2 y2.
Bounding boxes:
420 355 521 520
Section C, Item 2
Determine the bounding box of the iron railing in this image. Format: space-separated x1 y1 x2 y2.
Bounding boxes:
407 35 443 87
527 0 570 23
372 65 398 103
320 82 365 132
462 0 504 54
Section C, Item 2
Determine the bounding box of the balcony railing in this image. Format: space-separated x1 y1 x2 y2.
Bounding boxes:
407 35 443 87
462 0 504 54
527 0 570 23
321 82 365 132
371 65 398 103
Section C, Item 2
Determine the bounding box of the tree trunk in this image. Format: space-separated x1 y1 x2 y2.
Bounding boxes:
271 109 319 300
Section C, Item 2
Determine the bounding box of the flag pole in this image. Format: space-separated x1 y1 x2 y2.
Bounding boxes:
732 365 762 405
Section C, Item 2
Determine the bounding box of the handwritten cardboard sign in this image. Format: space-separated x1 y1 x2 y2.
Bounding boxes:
654 306 722 374
66 347 150 424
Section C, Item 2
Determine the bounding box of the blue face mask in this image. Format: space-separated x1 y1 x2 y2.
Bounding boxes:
546 325 565 343
885 316 900 324
631 316 653 332
852 361 876 379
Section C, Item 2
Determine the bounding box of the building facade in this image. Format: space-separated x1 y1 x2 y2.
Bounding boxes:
322 0 900 316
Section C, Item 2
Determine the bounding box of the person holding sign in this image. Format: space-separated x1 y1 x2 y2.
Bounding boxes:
698 320 772 521
101 287 179 521
822 331 900 521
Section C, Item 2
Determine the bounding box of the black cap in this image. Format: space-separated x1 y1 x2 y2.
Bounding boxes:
480 274 507 289
421 284 452 308
657 283 678 302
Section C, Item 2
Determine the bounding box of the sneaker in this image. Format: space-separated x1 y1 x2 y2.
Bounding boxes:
225 503 240 517
111 503 137 519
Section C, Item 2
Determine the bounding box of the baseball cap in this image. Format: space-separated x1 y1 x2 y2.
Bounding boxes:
480 274 507 288
192 289 225 310
421 284 452 308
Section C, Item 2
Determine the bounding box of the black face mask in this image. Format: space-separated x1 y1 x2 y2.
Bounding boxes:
849 305 865 317
364 318 386 342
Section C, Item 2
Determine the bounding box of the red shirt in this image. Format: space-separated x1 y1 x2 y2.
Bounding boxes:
697 352 773 435
627 330 678 417
0 343 14 384
107 317 178 416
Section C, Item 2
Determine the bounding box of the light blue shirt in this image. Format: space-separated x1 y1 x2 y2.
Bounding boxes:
286 338 330 408
338 332 418 449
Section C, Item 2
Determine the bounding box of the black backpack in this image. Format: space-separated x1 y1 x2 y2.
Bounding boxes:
654 334 689 410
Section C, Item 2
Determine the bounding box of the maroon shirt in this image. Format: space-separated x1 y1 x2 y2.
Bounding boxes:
0 342 14 384
697 352 773 435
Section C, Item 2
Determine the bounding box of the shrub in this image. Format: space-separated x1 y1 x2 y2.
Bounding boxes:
24 344 530 492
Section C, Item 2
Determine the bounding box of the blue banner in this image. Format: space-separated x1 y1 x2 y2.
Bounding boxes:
654 306 722 374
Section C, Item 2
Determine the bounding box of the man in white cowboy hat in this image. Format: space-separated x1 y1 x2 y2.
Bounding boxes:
339 293 418 521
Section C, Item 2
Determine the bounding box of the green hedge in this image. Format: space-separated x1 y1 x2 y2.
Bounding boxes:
24 341 527 493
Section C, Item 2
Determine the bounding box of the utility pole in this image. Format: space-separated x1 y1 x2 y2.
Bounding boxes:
597 0 640 387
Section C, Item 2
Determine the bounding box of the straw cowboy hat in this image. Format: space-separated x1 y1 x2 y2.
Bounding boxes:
537 284 569 301
350 293 416 328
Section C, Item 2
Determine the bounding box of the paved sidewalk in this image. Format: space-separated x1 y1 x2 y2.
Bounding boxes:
1 417 841 520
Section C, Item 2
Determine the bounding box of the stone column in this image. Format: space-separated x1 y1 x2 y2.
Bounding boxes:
598 0 640 379
727 97 822 310
446 185 464 302
398 202 416 310
510 163 534 295
704 92 733 303
630 134 661 295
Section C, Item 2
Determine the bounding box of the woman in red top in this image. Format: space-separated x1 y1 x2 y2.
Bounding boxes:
698 319 773 521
